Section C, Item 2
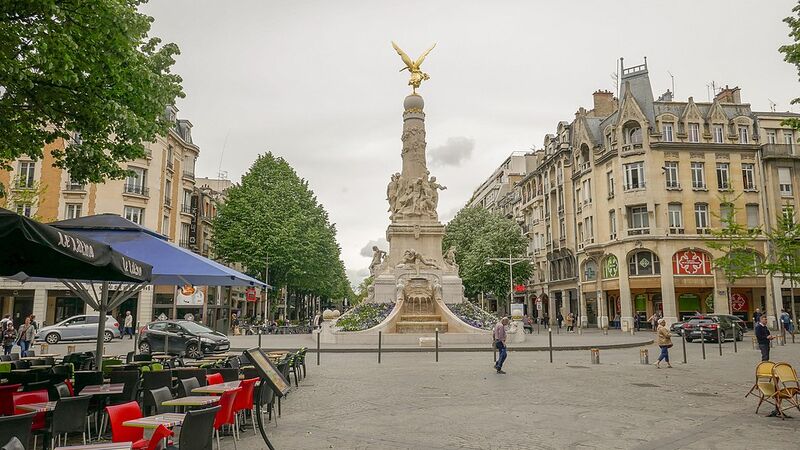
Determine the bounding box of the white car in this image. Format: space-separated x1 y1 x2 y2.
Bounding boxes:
37 314 121 344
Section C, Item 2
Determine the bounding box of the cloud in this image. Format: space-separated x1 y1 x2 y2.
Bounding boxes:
359 238 388 257
428 137 475 167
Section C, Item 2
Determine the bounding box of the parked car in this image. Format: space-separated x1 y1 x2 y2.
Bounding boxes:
37 314 120 344
138 320 230 358
683 315 743 342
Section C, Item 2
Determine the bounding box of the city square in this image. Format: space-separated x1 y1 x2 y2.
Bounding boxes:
3 1 800 449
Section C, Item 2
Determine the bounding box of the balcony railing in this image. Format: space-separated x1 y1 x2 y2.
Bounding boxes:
178 239 191 249
64 182 86 192
580 162 591 172
181 204 192 215
123 185 149 197
182 170 195 181
666 181 681 190
762 143 797 158
627 227 650 236
669 227 685 235
166 160 174 171
164 197 172 207
623 182 646 191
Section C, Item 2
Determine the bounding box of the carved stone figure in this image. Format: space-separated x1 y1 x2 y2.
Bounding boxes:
369 246 387 276
387 173 400 217
432 279 443 302
443 246 458 270
396 249 439 274
426 176 446 211
395 278 406 303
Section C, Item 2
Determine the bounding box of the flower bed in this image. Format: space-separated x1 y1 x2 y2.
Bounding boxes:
335 302 395 332
447 301 498 330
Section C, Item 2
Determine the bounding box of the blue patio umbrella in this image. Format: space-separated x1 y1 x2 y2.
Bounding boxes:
48 214 268 366
49 214 267 288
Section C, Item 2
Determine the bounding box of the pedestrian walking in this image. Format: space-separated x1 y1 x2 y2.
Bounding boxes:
16 316 34 355
565 313 574 332
556 312 563 329
780 309 793 335
493 317 510 374
2 323 16 355
124 311 134 339
648 313 658 331
613 313 620 329
755 314 776 361
0 315 11 331
655 319 673 368
753 308 762 325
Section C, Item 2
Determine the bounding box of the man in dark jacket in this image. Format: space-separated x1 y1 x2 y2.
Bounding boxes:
755 314 775 361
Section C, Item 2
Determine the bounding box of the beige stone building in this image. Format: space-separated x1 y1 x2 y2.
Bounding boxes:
475 60 796 330
0 106 250 332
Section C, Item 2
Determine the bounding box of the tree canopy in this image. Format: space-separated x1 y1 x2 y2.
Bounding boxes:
211 153 349 303
443 207 530 310
0 0 184 195
780 1 800 130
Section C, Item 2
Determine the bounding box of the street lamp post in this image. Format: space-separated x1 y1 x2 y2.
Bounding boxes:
487 252 532 314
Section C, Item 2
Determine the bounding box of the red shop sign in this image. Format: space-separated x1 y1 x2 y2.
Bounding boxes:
673 250 712 275
246 288 258 302
731 293 748 312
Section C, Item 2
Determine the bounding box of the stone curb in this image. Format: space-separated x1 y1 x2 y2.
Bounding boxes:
230 339 653 353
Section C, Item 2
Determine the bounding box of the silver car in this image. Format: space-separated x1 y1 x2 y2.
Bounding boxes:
37 314 121 344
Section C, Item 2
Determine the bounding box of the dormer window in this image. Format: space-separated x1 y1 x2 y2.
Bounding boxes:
713 125 724 143
689 123 700 143
623 121 642 145
662 123 674 142
738 125 749 144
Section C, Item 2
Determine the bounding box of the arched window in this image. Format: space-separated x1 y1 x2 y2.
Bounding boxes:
583 260 598 281
628 251 660 276
623 121 643 145
602 255 619 279
672 250 712 275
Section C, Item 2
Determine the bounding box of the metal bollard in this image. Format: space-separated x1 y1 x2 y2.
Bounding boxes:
67 344 76 354
640 348 649 365
377 331 382 364
603 326 608 336
752 336 757 350
316 329 320 366
548 328 553 363
717 327 723 356
733 323 737 353
590 348 600 364
258 327 262 349
700 326 706 360
681 332 687 364
435 328 439 362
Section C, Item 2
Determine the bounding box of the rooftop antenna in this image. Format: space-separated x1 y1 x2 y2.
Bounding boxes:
768 99 777 112
667 71 675 98
216 129 230 180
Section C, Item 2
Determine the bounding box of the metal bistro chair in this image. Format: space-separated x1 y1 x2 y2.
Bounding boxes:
178 377 201 399
144 387 174 416
0 412 33 450
772 362 800 418
178 406 219 450
746 360 776 411
46 394 92 449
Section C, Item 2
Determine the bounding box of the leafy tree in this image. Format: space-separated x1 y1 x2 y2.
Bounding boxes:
212 153 349 319
443 207 530 313
779 1 800 130
0 0 184 196
705 197 761 318
763 207 800 332
0 176 48 221
353 276 374 305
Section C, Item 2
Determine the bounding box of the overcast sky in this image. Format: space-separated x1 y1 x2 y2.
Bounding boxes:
142 0 799 286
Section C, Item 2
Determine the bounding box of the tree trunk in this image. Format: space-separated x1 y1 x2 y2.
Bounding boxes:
791 279 797 336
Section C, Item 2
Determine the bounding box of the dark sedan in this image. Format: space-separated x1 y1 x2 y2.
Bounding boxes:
683 317 743 343
138 320 230 359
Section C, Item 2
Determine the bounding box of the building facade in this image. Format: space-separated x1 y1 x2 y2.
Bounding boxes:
0 107 255 332
474 60 794 330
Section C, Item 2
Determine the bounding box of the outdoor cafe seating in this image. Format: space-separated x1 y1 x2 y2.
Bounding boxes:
747 360 800 418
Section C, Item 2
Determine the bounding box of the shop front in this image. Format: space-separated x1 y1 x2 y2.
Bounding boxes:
0 290 35 328
672 250 715 320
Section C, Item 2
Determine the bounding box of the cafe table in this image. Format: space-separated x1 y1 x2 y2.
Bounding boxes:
55 442 132 450
20 355 59 360
161 396 220 408
192 381 241 395
123 412 185 430
79 383 125 396
200 354 231 360
17 401 57 413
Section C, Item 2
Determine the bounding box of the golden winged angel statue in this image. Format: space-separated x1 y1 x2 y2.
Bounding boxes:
391 41 436 93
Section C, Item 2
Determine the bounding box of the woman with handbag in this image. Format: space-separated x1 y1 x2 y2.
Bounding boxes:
655 318 673 368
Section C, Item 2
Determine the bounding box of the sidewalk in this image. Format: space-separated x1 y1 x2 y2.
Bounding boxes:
228 327 655 352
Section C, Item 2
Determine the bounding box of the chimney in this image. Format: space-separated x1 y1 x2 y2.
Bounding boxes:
592 90 616 117
714 85 741 104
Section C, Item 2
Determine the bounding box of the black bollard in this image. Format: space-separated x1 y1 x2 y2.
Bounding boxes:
700 325 706 360
258 327 262 349
681 331 687 364
548 328 553 363
134 321 139 354
733 323 737 353
378 331 382 364
316 329 320 366
435 328 439 362
717 327 723 356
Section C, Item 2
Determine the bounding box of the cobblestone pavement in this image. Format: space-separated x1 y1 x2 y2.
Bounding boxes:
238 338 800 450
